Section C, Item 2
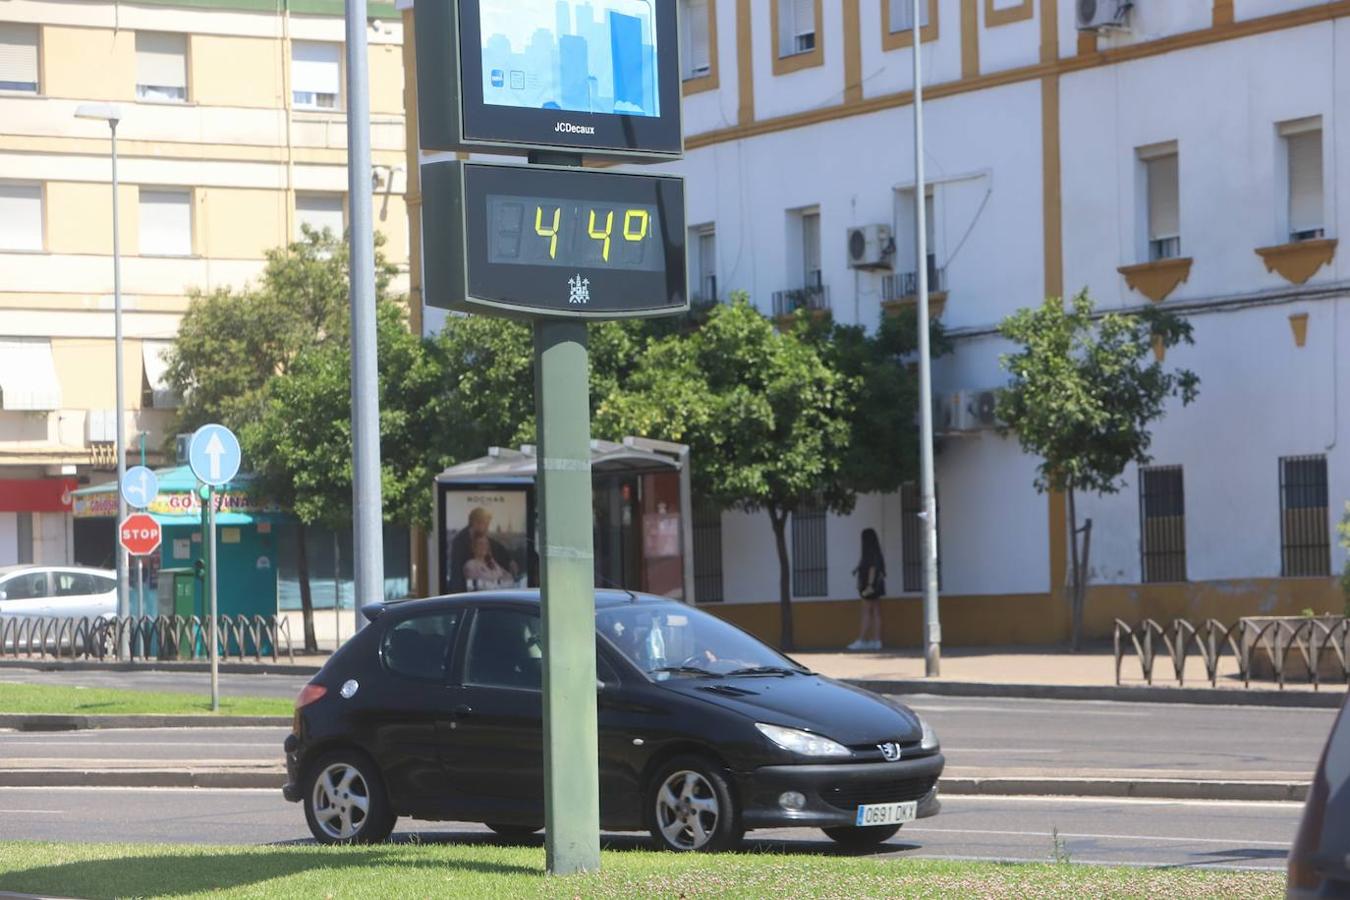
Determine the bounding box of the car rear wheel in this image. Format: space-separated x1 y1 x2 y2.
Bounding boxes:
303 750 396 845
484 823 542 839
821 823 902 848
645 755 743 852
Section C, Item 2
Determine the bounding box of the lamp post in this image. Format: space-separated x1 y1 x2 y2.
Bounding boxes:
910 1 942 676
75 103 129 646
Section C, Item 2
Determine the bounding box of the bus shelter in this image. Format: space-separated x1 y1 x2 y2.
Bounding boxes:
434 438 694 602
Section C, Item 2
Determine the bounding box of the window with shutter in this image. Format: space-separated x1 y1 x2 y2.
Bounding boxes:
890 0 930 32
292 41 341 110
1145 152 1180 261
0 23 39 93
1286 128 1323 241
138 189 193 257
778 0 816 56
296 193 346 239
802 211 821 288
0 183 43 251
681 0 711 79
136 32 187 102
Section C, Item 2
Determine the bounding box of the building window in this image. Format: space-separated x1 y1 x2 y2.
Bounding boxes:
295 192 346 239
681 0 712 79
1142 148 1180 262
692 497 724 603
1139 466 1186 583
774 208 827 316
690 226 717 305
1282 119 1324 243
16 512 33 565
0 183 43 251
801 209 822 290
292 41 341 110
791 500 828 597
889 0 930 32
901 482 941 593
0 23 39 93
1280 455 1330 577
778 0 816 56
138 188 193 257
135 32 188 102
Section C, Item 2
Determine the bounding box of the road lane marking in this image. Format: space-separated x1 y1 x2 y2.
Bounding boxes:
941 748 1062 754
0 741 279 748
899 853 1284 872
906 704 1148 717
937 794 1307 809
902 826 1291 847
0 809 64 815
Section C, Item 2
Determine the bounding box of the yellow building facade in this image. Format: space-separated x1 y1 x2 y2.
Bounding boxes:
0 0 410 566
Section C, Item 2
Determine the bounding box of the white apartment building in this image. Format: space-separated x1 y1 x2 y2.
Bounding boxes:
404 0 1350 647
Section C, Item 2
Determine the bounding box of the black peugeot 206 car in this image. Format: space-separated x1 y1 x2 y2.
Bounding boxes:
283 590 943 852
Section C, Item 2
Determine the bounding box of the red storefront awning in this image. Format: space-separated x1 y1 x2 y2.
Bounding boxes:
0 479 77 513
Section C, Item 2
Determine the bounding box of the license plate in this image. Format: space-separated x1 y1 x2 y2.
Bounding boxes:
855 800 917 827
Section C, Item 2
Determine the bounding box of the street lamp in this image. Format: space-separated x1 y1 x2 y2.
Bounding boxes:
74 103 129 644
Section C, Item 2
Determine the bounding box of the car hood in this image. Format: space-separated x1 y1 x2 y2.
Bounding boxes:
660 673 921 746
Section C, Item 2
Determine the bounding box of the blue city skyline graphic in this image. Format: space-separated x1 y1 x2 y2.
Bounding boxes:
480 0 660 119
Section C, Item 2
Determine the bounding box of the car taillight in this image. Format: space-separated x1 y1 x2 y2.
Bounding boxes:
295 683 327 709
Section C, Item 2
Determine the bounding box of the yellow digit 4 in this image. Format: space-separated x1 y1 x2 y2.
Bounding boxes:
588 209 614 262
623 209 650 243
535 206 561 259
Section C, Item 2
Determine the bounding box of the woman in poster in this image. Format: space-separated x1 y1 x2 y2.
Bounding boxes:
463 534 516 590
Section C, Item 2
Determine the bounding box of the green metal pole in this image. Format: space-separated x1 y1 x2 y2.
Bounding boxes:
534 319 600 876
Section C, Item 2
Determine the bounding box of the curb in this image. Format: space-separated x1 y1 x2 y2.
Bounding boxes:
0 714 292 731
846 678 1347 709
0 659 321 677
0 769 1310 803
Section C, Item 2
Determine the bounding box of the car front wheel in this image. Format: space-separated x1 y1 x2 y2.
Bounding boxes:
303 750 396 845
645 755 743 852
821 823 902 849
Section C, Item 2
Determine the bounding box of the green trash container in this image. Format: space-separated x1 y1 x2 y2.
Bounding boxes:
155 568 199 660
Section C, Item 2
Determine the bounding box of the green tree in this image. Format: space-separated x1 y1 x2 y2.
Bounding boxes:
996 291 1200 649
240 302 448 650
598 296 856 650
165 227 397 436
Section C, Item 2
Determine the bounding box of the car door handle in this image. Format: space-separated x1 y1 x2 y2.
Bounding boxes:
452 705 473 718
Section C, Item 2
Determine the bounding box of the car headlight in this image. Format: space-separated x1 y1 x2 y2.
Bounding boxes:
755 723 851 758
919 715 939 751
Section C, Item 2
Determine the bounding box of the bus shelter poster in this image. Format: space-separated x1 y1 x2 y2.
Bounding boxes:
445 489 531 593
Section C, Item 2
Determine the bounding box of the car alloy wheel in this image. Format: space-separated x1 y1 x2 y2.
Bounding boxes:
655 770 721 850
312 762 371 841
303 750 395 845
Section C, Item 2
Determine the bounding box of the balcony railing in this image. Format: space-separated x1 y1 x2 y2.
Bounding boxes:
690 275 719 310
772 284 830 317
883 261 947 302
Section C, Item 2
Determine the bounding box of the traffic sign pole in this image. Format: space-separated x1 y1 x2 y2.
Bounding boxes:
534 319 600 876
207 486 219 712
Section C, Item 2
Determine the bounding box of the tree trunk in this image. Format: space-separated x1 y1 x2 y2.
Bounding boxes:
296 521 318 653
1078 517 1093 649
1067 487 1082 652
768 507 795 652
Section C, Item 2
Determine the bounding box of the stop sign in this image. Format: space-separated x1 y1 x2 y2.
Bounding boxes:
119 513 162 557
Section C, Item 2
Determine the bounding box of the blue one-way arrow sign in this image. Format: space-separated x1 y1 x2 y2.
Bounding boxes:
189 424 241 487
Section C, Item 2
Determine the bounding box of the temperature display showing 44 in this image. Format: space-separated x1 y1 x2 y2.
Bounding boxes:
487 195 664 272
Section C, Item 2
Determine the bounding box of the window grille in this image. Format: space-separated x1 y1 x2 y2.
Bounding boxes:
1280 455 1330 577
693 497 724 603
791 500 828 598
1139 466 1186 583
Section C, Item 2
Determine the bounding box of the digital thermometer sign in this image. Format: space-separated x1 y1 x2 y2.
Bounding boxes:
422 161 687 319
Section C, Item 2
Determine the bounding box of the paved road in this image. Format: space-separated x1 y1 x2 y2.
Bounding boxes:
0 787 1300 870
0 692 1333 781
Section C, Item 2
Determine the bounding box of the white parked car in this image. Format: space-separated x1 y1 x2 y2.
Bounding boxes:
0 565 118 621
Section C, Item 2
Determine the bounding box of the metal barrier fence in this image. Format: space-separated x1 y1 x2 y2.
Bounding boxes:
1114 618 1350 690
0 614 294 664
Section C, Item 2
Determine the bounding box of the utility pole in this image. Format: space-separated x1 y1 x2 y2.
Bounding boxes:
912 0 942 677
344 0 384 629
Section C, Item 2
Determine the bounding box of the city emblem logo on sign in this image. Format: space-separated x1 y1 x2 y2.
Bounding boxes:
568 275 591 305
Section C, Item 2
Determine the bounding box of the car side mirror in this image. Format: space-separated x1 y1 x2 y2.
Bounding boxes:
0 590 7 601
597 678 607 692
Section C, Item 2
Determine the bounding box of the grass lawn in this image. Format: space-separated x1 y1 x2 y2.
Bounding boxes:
0 681 292 716
0 841 1283 899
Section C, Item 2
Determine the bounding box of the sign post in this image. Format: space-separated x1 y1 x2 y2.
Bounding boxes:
416 0 687 875
189 424 241 713
121 466 160 627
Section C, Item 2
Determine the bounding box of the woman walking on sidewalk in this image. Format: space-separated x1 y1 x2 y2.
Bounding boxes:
848 528 887 651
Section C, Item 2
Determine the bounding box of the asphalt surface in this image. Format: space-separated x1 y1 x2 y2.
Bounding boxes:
0 691 1334 782
0 787 1301 870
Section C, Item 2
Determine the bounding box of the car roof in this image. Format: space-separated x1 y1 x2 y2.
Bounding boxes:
0 565 115 578
364 589 675 622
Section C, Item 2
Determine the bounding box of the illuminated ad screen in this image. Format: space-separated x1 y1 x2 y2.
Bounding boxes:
478 0 661 119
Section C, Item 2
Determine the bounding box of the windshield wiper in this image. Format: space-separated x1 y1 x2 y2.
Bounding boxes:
725 665 808 677
649 665 720 678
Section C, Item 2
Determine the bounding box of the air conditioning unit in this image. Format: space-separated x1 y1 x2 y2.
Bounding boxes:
936 390 1001 433
1076 0 1130 30
846 225 895 270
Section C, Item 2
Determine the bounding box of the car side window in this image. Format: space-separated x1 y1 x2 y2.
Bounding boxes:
381 612 461 683
93 576 116 593
464 608 543 691
3 573 49 601
54 573 95 597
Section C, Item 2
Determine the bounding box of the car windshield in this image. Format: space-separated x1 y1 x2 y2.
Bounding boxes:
597 602 807 679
